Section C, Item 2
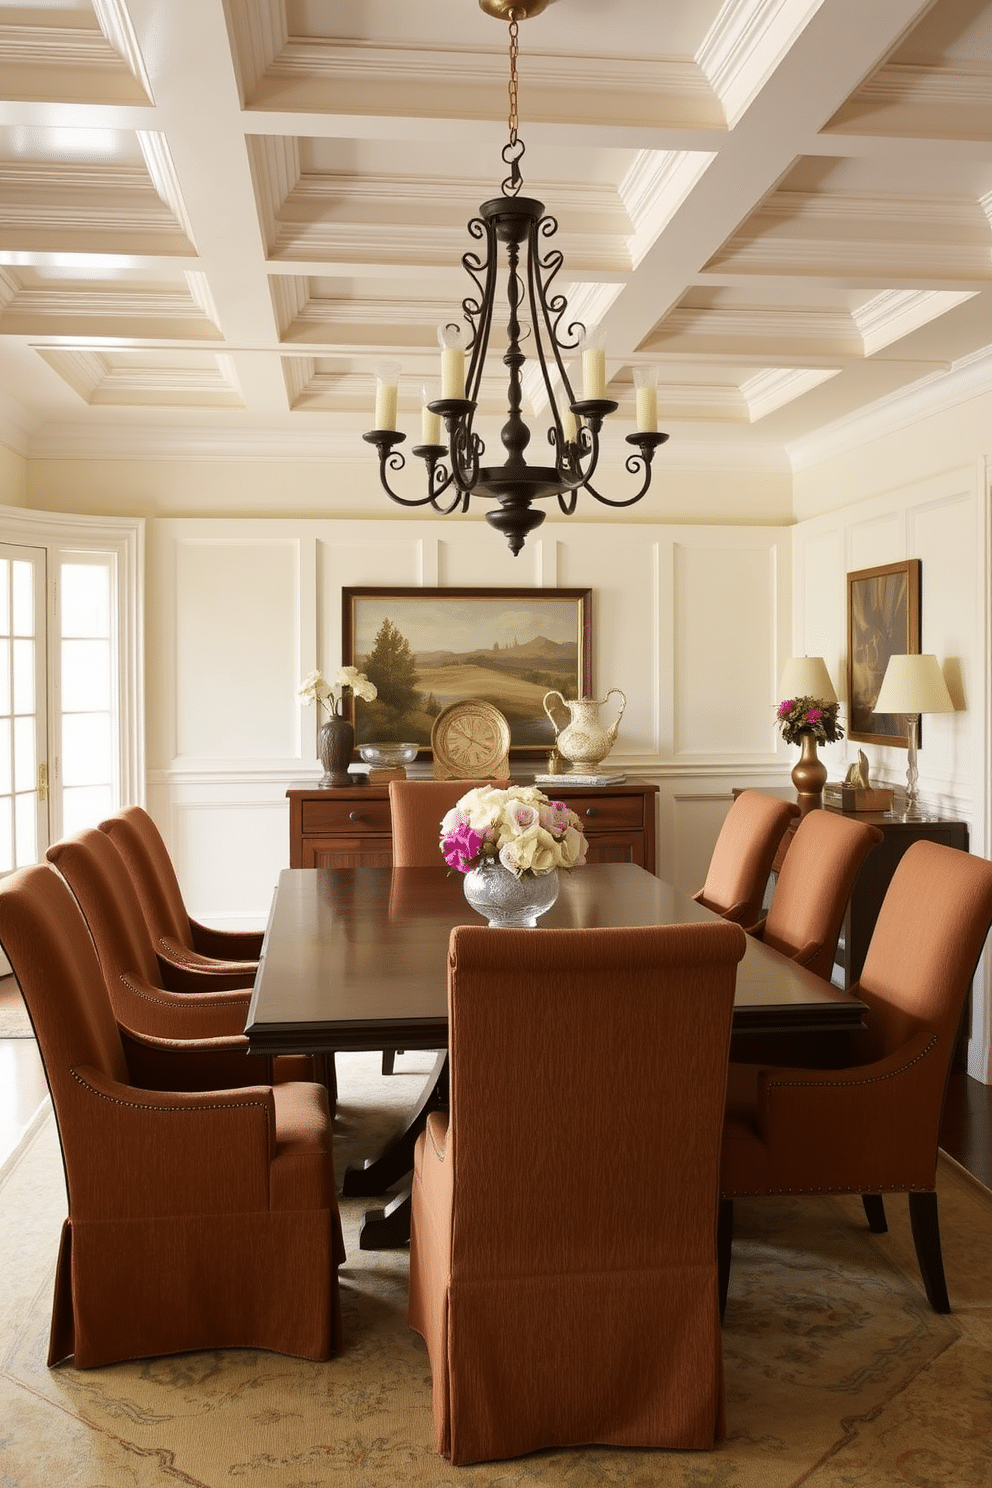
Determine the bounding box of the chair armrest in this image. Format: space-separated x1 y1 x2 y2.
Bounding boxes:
67 1064 276 1217
116 972 250 1039
789 940 823 969
119 1023 276 1093
158 952 256 993
189 917 264 961
756 1031 943 1191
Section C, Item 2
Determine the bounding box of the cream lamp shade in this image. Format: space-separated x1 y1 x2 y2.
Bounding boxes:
874 654 954 820
779 656 837 703
873 654 954 716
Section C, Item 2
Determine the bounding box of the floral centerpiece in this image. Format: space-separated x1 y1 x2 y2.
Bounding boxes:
298 666 377 788
440 784 588 927
440 783 588 877
775 694 844 745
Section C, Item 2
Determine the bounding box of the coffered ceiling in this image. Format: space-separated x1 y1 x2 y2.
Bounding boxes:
0 0 990 478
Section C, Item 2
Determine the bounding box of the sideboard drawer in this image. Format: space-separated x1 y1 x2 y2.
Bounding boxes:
300 798 393 836
288 778 658 874
567 793 644 832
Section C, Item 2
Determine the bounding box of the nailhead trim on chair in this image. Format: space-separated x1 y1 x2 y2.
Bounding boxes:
119 973 247 1010
69 1067 273 1123
760 1036 938 1097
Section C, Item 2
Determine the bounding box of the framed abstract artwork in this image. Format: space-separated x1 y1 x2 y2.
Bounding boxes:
846 560 921 746
341 586 592 757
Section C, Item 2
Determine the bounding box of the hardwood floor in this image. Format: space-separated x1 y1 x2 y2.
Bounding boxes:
2 976 991 1189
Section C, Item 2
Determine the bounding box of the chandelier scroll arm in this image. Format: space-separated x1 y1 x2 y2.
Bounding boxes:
577 431 671 509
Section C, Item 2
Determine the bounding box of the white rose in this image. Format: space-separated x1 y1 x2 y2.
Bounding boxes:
499 825 558 876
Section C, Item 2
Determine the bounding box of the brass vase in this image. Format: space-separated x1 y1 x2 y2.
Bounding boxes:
791 732 827 816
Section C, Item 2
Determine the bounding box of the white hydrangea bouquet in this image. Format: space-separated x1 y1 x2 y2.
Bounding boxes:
440 783 588 878
298 665 377 717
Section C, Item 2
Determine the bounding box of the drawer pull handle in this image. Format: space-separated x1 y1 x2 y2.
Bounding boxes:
349 811 362 822
585 807 597 818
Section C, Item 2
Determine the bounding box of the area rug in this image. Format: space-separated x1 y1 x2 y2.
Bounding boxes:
0 995 33 1038
2 1051 991 1487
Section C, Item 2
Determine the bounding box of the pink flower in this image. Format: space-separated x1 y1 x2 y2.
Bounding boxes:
777 699 795 719
805 708 823 723
541 799 571 836
441 822 490 872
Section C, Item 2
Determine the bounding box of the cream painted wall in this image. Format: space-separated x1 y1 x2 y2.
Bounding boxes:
143 515 794 926
0 443 27 507
793 396 992 1080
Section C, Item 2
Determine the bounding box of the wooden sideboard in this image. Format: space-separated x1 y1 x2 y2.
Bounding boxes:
287 777 659 874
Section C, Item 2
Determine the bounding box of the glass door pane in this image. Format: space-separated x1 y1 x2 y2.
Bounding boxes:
0 545 47 870
58 557 117 839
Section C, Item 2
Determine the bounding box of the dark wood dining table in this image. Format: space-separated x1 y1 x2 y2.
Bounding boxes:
246 863 866 1247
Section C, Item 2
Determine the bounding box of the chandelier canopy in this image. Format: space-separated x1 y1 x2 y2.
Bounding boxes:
363 0 668 555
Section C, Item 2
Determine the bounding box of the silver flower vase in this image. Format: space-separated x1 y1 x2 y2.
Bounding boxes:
462 860 559 927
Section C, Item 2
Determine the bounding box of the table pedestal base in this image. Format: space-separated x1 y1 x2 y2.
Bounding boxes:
341 1050 448 1247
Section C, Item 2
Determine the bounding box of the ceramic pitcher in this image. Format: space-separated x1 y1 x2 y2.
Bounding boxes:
542 688 626 772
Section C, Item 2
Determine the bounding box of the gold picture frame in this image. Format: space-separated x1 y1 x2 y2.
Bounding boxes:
342 586 592 758
846 560 921 747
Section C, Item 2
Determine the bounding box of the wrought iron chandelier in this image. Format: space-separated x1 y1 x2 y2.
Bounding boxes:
363 0 668 556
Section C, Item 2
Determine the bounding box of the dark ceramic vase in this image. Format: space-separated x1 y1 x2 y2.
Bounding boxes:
318 712 354 787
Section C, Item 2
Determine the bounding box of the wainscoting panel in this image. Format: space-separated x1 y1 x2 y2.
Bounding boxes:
172 536 303 764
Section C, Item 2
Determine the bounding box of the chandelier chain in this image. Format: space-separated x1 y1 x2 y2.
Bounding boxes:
507 15 520 145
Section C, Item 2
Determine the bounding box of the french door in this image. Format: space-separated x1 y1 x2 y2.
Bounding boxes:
0 544 48 869
0 524 140 872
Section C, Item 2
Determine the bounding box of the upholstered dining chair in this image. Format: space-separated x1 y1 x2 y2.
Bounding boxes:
747 808 884 982
720 840 992 1316
408 918 748 1465
48 827 330 1094
388 778 510 868
0 862 344 1368
383 778 508 1074
98 805 262 979
693 791 799 927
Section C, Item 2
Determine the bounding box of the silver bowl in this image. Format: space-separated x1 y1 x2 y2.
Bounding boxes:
358 742 420 768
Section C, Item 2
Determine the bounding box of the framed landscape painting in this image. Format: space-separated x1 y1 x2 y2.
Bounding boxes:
342 587 592 756
846 559 921 747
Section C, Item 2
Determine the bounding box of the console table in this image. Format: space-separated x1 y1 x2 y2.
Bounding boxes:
287 776 658 875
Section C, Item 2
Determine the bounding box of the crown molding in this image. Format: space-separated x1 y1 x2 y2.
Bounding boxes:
787 344 992 471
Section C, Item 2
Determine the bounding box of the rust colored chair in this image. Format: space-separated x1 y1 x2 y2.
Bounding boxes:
384 779 508 1074
388 778 510 868
0 862 344 1368
693 791 799 928
98 805 262 980
747 808 883 982
720 840 992 1315
47 828 328 1093
408 919 747 1465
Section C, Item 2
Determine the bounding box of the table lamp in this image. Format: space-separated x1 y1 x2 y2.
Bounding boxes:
778 656 838 814
872 654 954 820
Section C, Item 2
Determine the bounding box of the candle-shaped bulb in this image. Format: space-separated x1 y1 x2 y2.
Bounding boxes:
421 382 442 445
633 364 658 433
580 325 607 400
438 323 466 400
373 359 401 431
562 407 578 444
